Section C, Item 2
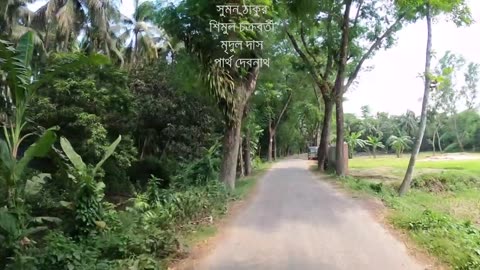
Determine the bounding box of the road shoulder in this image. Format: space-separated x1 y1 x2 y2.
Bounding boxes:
169 163 273 270
308 164 447 270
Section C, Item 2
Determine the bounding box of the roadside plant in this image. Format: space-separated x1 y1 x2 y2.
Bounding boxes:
345 131 369 159
60 136 122 235
367 136 385 158
0 31 61 270
387 135 413 158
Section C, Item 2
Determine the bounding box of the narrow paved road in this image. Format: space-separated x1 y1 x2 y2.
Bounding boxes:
194 159 425 270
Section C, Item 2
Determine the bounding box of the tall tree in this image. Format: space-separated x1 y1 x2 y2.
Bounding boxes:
114 0 170 68
160 0 272 190
0 0 33 35
398 0 472 196
32 0 123 64
282 0 405 174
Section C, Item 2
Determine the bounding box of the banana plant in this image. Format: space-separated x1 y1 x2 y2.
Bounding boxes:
345 131 369 159
1 32 59 210
367 136 385 159
1 32 60 269
60 135 121 234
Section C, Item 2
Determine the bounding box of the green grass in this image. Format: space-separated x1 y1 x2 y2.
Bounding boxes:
183 224 218 247
349 153 480 177
332 153 480 269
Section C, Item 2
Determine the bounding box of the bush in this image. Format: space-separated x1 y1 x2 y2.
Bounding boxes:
394 210 480 270
37 231 102 270
128 156 171 191
173 143 220 188
412 172 480 192
104 160 136 197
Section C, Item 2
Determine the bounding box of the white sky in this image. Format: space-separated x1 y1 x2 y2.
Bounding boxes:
30 1 480 117
344 0 480 116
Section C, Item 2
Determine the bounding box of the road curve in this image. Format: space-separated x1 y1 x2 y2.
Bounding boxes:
193 158 425 270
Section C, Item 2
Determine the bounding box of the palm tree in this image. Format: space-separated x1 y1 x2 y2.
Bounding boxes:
1 0 45 46
1 0 31 34
345 131 369 159
387 135 413 158
398 110 418 138
32 0 123 65
367 135 385 158
114 0 170 68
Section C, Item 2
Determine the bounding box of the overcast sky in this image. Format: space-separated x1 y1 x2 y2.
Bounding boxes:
344 0 480 116
31 1 480 117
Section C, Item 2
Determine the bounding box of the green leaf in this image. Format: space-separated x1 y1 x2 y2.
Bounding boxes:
25 173 50 197
93 136 122 175
60 137 86 172
59 201 74 209
23 226 48 237
0 140 13 170
0 210 18 237
96 182 106 200
15 31 34 68
31 216 62 225
15 128 58 180
94 221 106 229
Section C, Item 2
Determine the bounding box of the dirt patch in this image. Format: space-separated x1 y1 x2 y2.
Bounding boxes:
349 167 400 181
168 172 266 270
422 153 480 162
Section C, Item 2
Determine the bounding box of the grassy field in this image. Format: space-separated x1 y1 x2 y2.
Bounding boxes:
338 152 480 269
349 152 480 181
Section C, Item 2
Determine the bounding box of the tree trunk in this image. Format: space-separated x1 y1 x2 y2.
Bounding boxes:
273 134 277 160
219 69 259 190
437 130 443 152
334 0 352 177
373 147 377 158
399 5 432 196
220 114 243 190
432 129 436 155
238 136 244 178
453 116 465 152
318 98 334 171
140 137 148 159
243 130 252 176
335 97 346 176
268 119 273 162
316 124 321 146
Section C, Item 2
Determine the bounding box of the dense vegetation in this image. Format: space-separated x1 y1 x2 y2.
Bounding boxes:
344 105 480 157
0 0 478 269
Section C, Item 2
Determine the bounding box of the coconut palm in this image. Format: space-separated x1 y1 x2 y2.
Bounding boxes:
387 135 413 158
1 0 32 35
1 0 46 47
398 110 418 138
31 0 124 65
367 135 385 158
114 0 170 68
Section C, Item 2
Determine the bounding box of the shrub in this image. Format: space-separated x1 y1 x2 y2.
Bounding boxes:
128 156 170 191
412 171 480 192
37 231 101 270
103 160 136 197
394 210 480 270
173 143 221 188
